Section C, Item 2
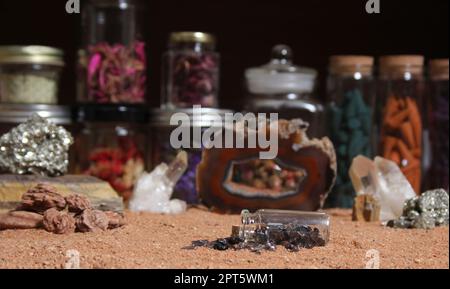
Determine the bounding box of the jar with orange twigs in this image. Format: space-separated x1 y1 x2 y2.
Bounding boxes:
378 55 425 194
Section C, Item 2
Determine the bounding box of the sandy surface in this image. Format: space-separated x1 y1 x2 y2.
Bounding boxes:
0 208 448 269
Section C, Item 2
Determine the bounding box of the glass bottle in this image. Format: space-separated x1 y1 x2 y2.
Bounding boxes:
244 45 324 137
326 55 375 208
162 32 219 108
234 209 330 245
79 0 146 104
426 59 449 191
378 55 425 194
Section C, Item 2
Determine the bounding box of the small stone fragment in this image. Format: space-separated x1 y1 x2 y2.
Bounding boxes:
191 240 209 248
352 194 381 222
0 114 73 176
104 211 126 229
212 238 229 251
20 184 66 213
65 194 92 213
43 208 76 234
75 209 109 233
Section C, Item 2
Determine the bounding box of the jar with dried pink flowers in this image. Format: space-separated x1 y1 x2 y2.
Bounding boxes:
78 0 147 104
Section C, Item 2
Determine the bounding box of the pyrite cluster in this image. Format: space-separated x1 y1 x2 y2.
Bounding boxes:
0 114 73 176
388 189 449 229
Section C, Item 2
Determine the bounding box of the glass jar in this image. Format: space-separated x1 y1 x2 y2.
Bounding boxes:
244 45 324 138
326 55 375 208
426 59 449 191
79 0 146 104
75 105 148 202
0 104 76 173
0 46 64 104
149 108 232 203
162 32 219 108
237 209 330 245
378 55 425 194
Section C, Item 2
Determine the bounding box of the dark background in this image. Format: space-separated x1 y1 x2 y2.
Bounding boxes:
0 0 448 109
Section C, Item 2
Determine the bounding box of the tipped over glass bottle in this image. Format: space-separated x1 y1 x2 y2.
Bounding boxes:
233 209 330 247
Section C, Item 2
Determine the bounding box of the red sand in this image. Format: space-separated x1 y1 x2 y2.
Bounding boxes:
0 208 448 269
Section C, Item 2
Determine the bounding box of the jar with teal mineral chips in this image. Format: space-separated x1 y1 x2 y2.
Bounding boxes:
326 56 376 208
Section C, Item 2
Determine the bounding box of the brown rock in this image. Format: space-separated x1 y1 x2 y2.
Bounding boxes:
0 211 43 230
20 184 66 213
43 208 76 234
352 194 381 222
104 211 126 229
76 209 109 233
65 194 92 213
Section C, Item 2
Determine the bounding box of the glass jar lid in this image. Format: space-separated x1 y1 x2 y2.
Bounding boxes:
429 58 449 80
0 104 72 125
329 55 374 76
77 104 148 123
0 46 64 66
379 55 424 76
169 32 216 46
150 108 233 127
245 45 317 95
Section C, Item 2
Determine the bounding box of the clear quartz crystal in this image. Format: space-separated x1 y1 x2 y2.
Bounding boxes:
236 209 330 244
349 155 416 221
129 151 188 214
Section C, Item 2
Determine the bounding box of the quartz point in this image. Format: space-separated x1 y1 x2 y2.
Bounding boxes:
129 151 188 214
349 155 416 222
0 114 73 177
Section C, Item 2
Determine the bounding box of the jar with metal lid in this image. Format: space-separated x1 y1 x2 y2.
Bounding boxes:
378 55 425 194
149 108 232 203
0 104 76 172
162 32 219 108
326 55 376 208
425 59 449 191
0 46 64 104
79 0 146 104
244 45 324 137
75 105 148 202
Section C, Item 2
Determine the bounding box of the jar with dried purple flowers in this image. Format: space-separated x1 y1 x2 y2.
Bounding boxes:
78 0 147 104
162 32 219 108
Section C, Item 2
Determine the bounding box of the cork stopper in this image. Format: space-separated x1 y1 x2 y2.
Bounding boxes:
329 55 374 76
380 55 424 76
429 58 449 80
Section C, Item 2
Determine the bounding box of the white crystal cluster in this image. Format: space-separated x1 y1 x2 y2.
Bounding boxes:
129 152 187 214
350 155 416 222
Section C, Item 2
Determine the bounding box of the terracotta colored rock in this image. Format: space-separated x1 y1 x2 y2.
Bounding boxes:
43 208 76 234
75 209 109 233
